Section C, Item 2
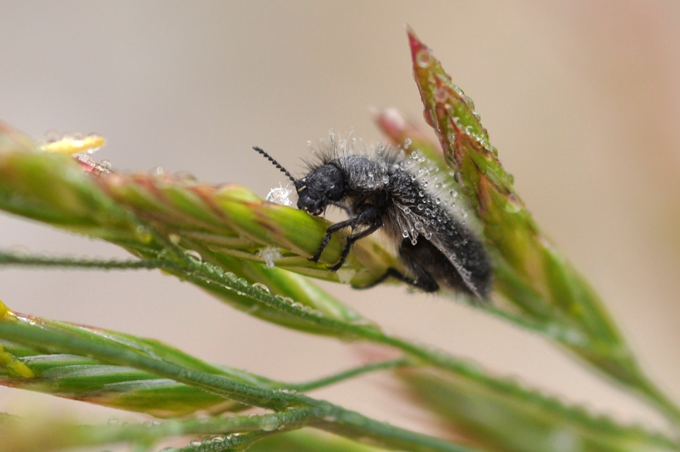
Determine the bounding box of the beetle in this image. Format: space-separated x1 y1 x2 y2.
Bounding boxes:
253 142 492 300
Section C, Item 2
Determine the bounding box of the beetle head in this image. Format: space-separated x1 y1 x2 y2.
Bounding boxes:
296 164 345 215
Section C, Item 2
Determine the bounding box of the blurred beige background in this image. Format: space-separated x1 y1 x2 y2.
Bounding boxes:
1 0 679 437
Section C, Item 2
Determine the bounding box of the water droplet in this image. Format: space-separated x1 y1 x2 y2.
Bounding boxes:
434 87 448 102
266 185 293 207
261 417 280 431
174 171 197 181
404 138 412 148
415 50 432 68
463 94 476 110
417 204 425 211
185 250 202 262
252 282 270 294
135 226 152 243
257 246 282 268
403 207 411 214
189 440 201 447
336 268 356 283
505 193 523 213
402 230 409 238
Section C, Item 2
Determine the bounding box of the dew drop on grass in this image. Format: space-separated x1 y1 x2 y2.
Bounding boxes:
185 250 202 262
504 193 523 213
415 50 432 68
336 268 356 284
463 94 476 110
261 416 280 431
135 226 152 243
282 297 294 305
266 185 293 207
251 282 271 294
434 86 449 102
257 246 282 268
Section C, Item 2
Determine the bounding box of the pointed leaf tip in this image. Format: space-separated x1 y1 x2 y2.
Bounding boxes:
406 27 430 63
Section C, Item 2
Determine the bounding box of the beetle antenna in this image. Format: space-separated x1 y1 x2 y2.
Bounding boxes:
252 146 300 186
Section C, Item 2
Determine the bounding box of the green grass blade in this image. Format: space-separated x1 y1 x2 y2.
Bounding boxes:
1 121 678 443
397 367 679 452
404 29 680 424
249 429 386 452
0 301 488 452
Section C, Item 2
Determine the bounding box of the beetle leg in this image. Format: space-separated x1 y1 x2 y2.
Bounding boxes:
327 207 382 271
